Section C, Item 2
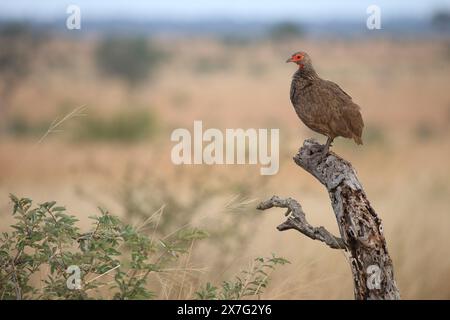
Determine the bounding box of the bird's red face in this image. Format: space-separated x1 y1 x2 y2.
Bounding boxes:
286 52 304 64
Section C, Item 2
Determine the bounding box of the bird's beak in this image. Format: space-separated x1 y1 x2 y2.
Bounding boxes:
286 57 293 63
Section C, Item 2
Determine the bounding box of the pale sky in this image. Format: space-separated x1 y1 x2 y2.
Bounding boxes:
0 0 449 21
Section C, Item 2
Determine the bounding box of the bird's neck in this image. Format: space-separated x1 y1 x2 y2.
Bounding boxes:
293 65 319 82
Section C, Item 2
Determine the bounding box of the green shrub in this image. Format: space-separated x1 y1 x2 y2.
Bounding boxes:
0 195 208 299
0 195 287 300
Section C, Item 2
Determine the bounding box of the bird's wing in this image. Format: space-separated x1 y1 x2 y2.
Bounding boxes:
311 80 364 140
327 81 364 141
324 80 352 100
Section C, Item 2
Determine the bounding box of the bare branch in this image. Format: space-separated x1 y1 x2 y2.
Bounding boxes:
257 196 346 249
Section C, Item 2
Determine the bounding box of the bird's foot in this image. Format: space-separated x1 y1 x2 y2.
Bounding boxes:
321 138 333 158
321 145 330 158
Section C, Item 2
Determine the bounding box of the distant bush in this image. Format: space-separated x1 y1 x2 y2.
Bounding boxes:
0 23 46 131
431 10 450 30
5 109 158 144
73 110 158 143
268 22 304 41
95 37 164 86
414 122 435 141
5 115 49 138
220 35 252 47
0 23 34 81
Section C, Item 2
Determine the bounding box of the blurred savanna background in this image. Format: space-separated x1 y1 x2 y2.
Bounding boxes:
1 0 450 299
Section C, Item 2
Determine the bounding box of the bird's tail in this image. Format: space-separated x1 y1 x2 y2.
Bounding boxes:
354 135 363 145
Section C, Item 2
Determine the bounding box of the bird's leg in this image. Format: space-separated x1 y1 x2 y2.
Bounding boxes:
323 137 333 156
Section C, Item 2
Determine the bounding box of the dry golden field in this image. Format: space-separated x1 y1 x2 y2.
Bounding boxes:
1 34 450 299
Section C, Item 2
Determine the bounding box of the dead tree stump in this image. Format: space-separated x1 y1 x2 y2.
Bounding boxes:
257 139 400 300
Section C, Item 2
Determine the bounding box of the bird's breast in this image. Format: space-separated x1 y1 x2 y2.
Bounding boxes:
290 80 315 113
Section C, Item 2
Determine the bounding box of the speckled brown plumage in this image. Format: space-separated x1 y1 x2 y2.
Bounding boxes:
287 51 364 151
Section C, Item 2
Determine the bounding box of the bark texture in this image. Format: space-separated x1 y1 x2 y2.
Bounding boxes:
257 139 400 300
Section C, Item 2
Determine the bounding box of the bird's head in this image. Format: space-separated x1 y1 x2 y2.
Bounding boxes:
286 51 312 69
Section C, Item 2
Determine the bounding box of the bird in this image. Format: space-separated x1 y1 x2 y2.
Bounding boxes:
286 51 364 154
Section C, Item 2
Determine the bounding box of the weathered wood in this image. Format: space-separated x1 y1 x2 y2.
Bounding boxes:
257 139 400 300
